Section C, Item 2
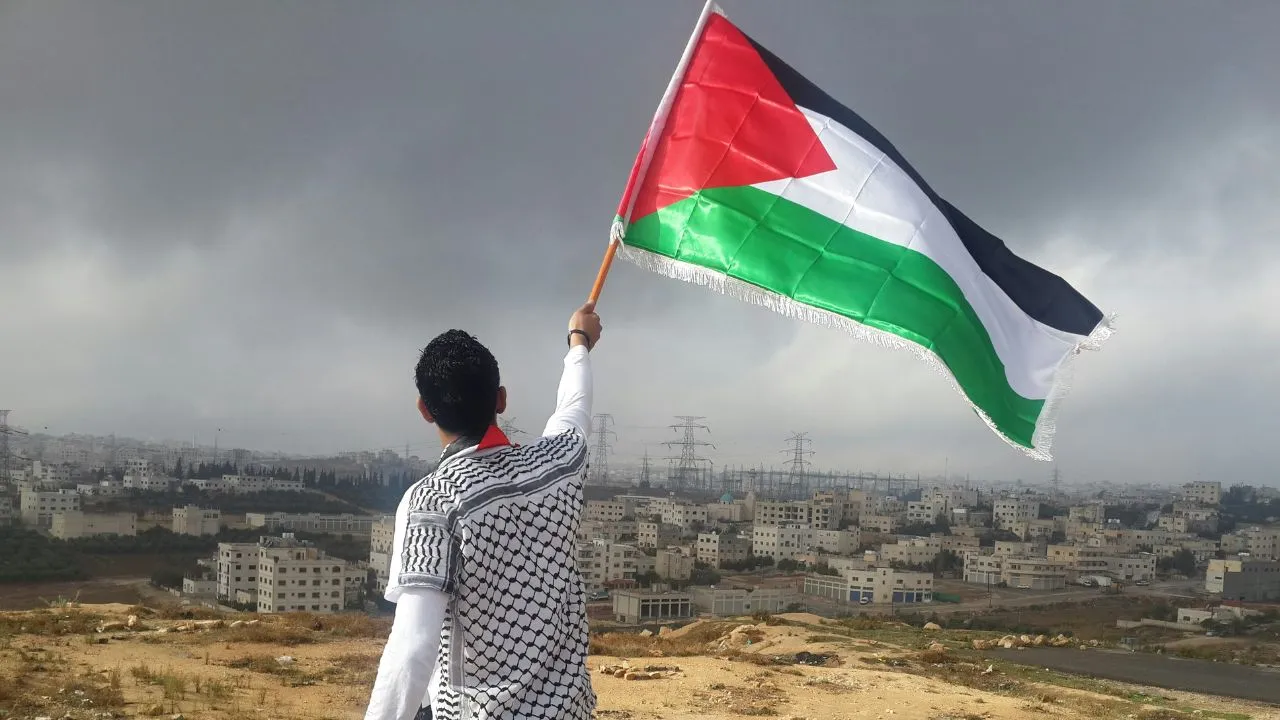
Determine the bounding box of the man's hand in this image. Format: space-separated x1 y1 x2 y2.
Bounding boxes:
569 301 602 350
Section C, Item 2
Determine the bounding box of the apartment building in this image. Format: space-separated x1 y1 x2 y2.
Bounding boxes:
1221 527 1280 561
812 527 860 555
906 500 946 525
1206 557 1280 601
1068 503 1106 524
752 524 807 562
636 521 683 549
29 461 72 486
963 552 1067 590
993 498 1040 530
0 495 12 527
880 536 942 566
255 535 362 613
245 512 375 534
192 475 305 494
1046 544 1156 581
577 519 638 544
20 488 80 527
696 531 752 568
216 542 260 601
654 548 694 580
661 501 708 531
950 508 992 528
369 516 394 595
123 473 175 492
809 491 846 530
753 500 815 527
578 539 654 591
1181 481 1222 507
859 514 898 534
173 505 222 536
1008 518 1059 541
583 500 628 523
50 511 136 539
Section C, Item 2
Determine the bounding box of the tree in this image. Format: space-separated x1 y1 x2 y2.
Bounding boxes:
777 558 799 572
1171 548 1198 577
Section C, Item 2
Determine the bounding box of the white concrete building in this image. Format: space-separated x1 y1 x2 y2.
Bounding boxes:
654 548 694 581
583 500 627 523
369 516 395 595
993 498 1041 530
578 539 654 591
245 512 375 534
255 535 363 613
804 566 933 605
812 528 859 555
217 542 260 602
752 524 810 562
50 511 136 539
695 531 752 568
173 505 222 536
20 488 80 527
636 521 683 549
1181 481 1222 507
0 495 13 526
691 586 794 615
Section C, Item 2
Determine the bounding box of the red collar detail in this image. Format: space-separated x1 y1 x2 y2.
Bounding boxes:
476 424 512 451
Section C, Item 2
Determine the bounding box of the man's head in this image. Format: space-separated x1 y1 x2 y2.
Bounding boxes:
414 329 506 439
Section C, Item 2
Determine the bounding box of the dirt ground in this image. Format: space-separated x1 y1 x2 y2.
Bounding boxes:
1 605 1276 720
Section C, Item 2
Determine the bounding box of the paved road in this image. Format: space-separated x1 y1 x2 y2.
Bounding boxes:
991 647 1280 704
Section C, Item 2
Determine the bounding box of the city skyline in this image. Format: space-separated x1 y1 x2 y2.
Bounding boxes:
2 2 1278 485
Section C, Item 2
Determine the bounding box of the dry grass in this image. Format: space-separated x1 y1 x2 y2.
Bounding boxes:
322 651 382 686
0 608 103 636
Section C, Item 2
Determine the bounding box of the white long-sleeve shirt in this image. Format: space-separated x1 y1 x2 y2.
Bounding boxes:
365 345 593 720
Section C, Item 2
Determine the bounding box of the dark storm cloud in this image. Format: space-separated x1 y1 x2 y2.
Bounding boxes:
1 1 1277 482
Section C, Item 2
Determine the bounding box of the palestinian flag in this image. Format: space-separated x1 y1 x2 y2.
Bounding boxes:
611 3 1113 459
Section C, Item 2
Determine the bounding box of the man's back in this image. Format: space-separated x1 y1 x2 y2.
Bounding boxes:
366 315 601 720
402 431 595 719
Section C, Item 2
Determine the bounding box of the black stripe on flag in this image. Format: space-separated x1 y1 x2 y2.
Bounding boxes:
746 34 1105 338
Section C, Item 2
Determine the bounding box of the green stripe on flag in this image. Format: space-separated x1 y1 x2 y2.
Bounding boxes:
622 185 1045 448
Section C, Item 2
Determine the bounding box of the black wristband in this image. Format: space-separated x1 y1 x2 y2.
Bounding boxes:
567 329 591 347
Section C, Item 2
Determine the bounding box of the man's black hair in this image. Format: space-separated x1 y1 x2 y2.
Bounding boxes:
415 329 500 438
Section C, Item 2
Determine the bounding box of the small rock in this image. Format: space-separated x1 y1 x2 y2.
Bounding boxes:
230 620 245 628
657 626 672 637
126 614 139 628
923 622 941 631
144 705 164 717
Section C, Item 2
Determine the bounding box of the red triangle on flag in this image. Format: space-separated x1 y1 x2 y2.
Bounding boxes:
618 13 836 221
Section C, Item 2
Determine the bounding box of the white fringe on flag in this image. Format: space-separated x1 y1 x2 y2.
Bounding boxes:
616 243 1115 462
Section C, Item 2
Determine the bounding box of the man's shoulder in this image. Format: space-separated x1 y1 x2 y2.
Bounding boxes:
517 428 588 463
401 472 463 515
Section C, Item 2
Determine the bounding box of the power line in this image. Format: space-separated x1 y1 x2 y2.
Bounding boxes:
588 414 616 486
664 416 714 492
1 410 29 482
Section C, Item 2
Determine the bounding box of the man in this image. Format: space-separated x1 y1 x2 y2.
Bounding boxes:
364 302 603 720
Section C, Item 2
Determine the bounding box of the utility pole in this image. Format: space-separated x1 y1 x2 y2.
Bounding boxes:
639 448 653 487
588 414 616 486
781 432 813 501
664 416 713 492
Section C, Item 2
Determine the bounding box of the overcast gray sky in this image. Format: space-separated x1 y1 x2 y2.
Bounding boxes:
2 1 1277 485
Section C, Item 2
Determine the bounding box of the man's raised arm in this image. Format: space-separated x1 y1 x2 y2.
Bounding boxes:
542 301 602 438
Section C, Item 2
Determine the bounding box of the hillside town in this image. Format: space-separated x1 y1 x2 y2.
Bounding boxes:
6 444 1276 633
